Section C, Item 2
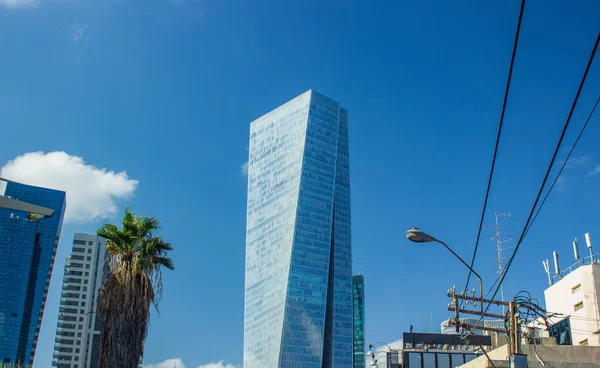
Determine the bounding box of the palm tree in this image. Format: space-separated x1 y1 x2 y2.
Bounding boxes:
96 208 174 368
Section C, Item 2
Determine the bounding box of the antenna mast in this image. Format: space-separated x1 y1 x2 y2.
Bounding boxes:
485 212 513 312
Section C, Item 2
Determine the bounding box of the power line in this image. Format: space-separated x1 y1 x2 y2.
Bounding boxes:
464 0 527 292
486 31 600 307
524 95 600 237
482 95 599 299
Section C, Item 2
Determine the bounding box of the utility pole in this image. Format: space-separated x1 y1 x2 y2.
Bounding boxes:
447 287 526 366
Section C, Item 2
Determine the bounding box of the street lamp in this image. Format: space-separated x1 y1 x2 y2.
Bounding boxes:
405 227 483 311
367 343 393 368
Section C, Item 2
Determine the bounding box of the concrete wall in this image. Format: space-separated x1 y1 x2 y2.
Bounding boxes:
544 263 600 346
459 344 600 368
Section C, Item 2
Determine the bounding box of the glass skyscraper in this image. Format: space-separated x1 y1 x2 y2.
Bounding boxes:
352 275 365 368
0 181 66 366
244 90 352 368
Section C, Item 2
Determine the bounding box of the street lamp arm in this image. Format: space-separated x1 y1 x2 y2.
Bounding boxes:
434 239 482 284
369 342 393 351
435 238 483 309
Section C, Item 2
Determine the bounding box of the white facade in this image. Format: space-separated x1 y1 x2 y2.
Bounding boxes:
544 262 600 346
52 234 107 368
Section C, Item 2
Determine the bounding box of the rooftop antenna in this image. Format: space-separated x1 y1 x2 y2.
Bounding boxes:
573 238 581 265
585 233 593 262
484 212 513 311
543 259 552 286
553 251 561 279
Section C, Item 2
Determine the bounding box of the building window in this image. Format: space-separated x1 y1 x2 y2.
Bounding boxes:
571 284 582 294
87 249 92 253
574 301 584 312
579 339 589 346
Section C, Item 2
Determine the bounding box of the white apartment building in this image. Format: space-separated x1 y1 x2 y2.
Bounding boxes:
52 234 107 368
544 233 600 347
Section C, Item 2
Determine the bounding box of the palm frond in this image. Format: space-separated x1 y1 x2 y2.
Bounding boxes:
96 208 174 368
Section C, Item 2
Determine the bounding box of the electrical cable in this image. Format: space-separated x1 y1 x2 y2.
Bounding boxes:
464 0 527 293
483 31 600 314
472 334 497 368
524 95 600 237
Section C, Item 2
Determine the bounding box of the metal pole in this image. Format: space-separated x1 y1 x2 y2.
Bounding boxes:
509 301 515 357
436 239 484 315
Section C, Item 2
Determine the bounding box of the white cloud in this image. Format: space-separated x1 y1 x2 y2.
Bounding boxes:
197 362 238 368
589 164 600 176
143 359 238 368
0 0 39 9
240 161 249 176
556 175 569 190
0 151 138 224
556 156 589 169
144 358 186 368
71 22 89 46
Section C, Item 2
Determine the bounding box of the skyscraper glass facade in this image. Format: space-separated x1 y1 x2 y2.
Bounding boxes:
0 182 66 365
352 275 365 368
244 90 352 368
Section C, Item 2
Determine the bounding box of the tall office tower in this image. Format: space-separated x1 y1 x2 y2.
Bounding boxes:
352 275 365 368
0 180 66 366
244 90 352 368
53 234 108 368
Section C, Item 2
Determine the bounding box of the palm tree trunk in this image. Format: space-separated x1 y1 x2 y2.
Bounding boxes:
98 270 153 368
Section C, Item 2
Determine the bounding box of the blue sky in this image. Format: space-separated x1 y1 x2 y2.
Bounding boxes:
1 0 599 367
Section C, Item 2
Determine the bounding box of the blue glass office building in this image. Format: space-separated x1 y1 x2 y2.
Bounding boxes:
352 275 365 368
244 90 352 368
0 182 66 365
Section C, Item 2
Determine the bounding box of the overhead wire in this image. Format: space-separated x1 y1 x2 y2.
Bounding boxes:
480 33 600 319
524 95 600 237
464 0 527 293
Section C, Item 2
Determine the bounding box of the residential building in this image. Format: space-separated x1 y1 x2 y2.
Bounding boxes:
375 332 490 368
544 262 600 346
244 90 352 367
52 234 108 368
459 342 600 368
352 275 365 368
0 180 66 366
543 234 600 346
